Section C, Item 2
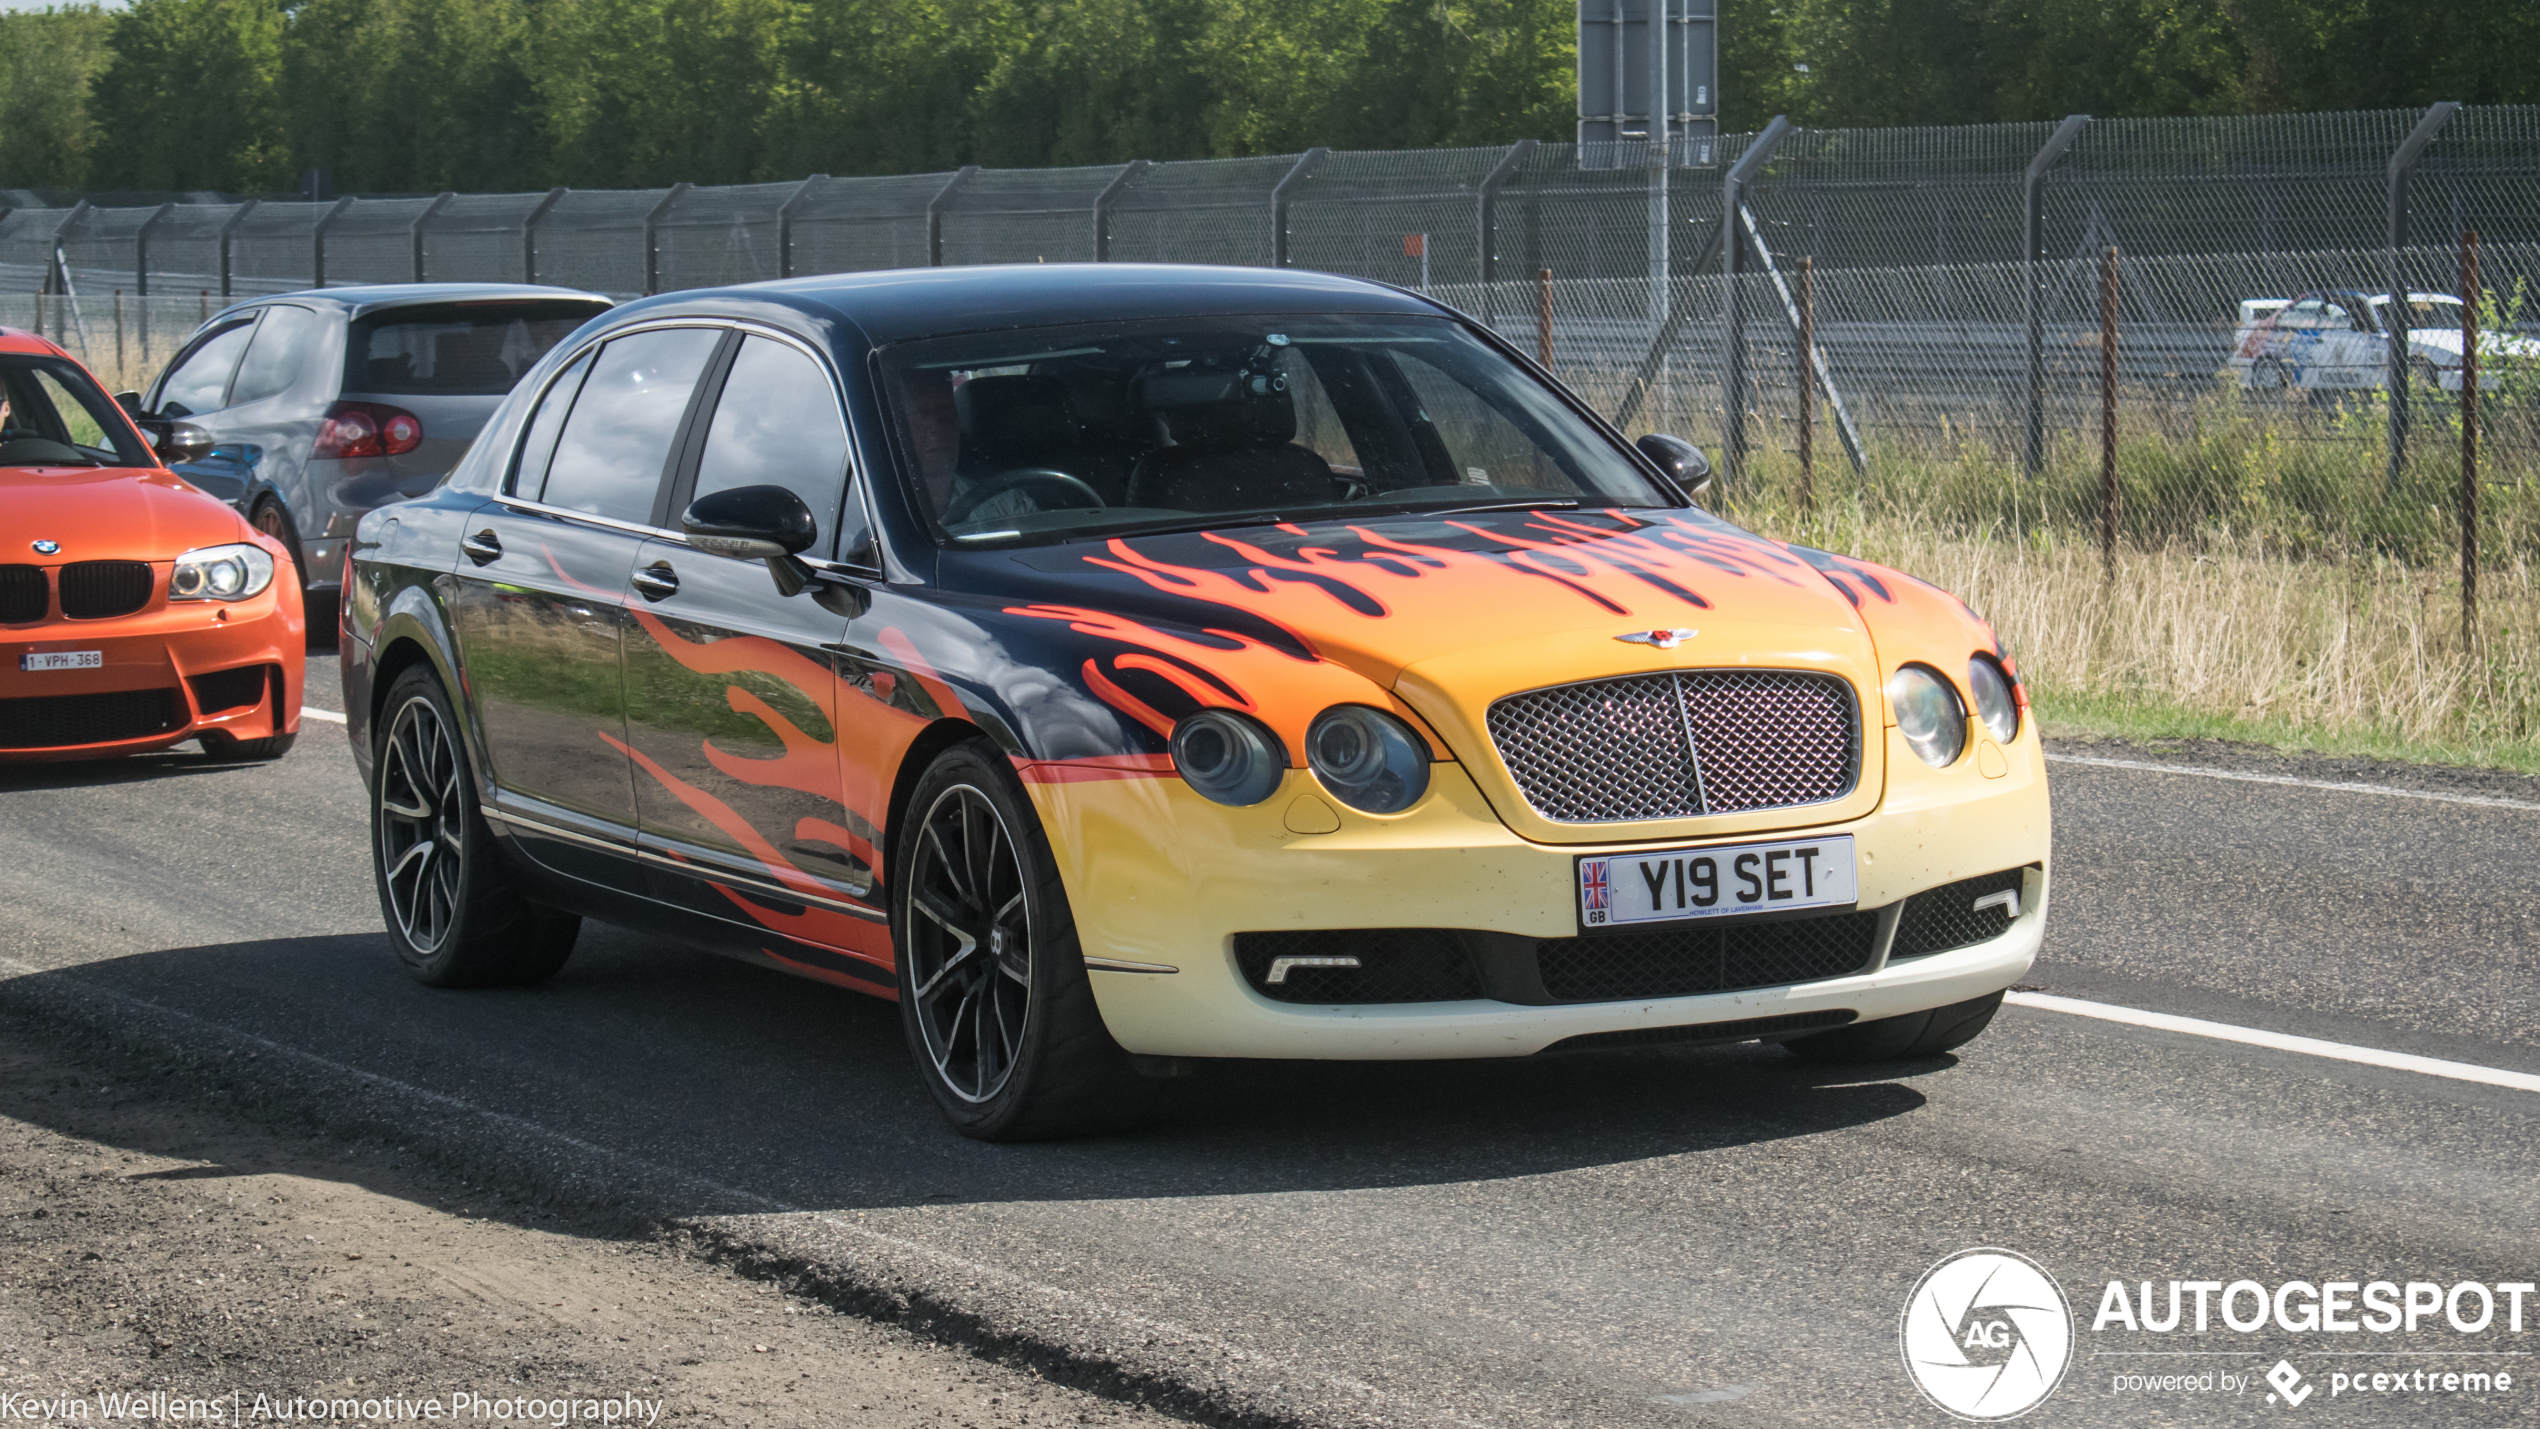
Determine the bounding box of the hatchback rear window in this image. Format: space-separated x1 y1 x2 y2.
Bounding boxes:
346 301 607 397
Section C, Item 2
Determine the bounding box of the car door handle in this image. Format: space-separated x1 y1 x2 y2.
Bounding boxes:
630 562 679 601
460 530 501 565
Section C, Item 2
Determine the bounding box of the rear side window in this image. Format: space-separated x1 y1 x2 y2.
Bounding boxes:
228 304 324 406
537 328 721 525
350 301 606 397
691 337 862 561
156 317 258 417
510 349 594 499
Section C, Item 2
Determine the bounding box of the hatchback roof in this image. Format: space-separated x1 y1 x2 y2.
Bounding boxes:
214 283 612 324
607 263 1440 347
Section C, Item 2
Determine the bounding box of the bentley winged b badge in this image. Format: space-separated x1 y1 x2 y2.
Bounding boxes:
1615 627 1697 650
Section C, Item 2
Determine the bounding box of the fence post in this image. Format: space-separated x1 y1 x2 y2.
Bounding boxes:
1537 268 1554 368
2460 228 2479 651
217 202 257 298
412 192 455 283
1091 161 1147 263
642 183 692 295
1797 255 1813 514
2385 101 2460 487
47 200 91 298
776 175 824 280
1476 139 1535 328
1719 116 1792 482
926 167 978 269
114 290 124 377
2100 245 2120 579
134 202 171 298
522 188 567 285
2022 115 2090 479
311 195 354 289
1269 149 1327 268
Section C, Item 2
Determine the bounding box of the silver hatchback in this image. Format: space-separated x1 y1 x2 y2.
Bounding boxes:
131 284 611 602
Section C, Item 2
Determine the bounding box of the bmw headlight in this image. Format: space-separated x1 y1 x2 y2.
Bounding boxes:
1968 655 2020 743
1171 709 1286 806
169 542 276 602
1888 665 1967 768
1305 705 1431 814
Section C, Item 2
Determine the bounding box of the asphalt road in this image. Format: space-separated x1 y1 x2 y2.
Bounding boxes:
3 661 2537 1428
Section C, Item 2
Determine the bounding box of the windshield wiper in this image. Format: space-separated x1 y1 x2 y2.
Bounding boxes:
1406 497 1582 516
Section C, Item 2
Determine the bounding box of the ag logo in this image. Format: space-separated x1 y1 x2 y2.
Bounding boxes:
1900 1248 2072 1421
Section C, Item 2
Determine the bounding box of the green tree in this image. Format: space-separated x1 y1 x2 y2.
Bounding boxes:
0 6 114 191
89 0 292 192
281 0 544 193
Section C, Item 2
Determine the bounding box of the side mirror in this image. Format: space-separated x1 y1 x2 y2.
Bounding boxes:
115 391 146 412
154 420 216 465
1635 433 1712 496
682 483 819 597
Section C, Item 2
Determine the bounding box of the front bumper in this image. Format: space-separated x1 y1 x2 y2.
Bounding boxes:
1029 722 2051 1059
0 581 305 761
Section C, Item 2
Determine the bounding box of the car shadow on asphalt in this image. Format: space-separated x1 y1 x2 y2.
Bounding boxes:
1 927 1945 1225
0 749 262 791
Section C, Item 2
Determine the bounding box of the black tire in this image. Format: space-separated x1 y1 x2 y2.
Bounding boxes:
198 728 296 761
1781 991 2004 1064
248 496 307 585
371 664 578 988
893 740 1155 1141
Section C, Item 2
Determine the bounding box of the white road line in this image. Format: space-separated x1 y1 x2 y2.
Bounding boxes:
2044 752 2540 812
2005 991 2540 1095
299 706 347 724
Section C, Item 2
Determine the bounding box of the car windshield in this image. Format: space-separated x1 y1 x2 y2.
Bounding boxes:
0 355 153 468
876 313 1679 545
347 300 606 396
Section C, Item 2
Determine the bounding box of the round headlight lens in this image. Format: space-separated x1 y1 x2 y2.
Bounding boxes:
169 542 276 602
1888 665 1967 768
1170 709 1286 806
1305 705 1431 814
1968 655 2019 743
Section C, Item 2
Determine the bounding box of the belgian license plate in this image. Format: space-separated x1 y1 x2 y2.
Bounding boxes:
20 651 102 672
1578 835 1857 930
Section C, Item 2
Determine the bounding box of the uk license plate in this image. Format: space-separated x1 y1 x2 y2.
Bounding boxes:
20 651 102 672
1578 835 1857 930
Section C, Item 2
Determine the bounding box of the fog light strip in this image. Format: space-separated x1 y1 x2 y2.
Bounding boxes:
2005 991 2540 1095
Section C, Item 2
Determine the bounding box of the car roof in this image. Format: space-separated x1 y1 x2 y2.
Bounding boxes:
211 283 613 325
598 263 1446 347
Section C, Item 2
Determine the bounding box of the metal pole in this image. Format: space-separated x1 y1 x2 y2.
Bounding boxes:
2023 115 2090 478
1476 139 1534 327
1646 0 1670 327
114 290 124 377
1537 269 1554 368
1797 255 1813 515
1269 149 1327 268
642 182 692 295
217 201 257 298
2100 245 2120 580
134 201 171 298
1091 161 1146 263
311 195 353 289
1738 204 1864 474
1719 116 1793 481
777 175 824 280
2461 228 2479 651
2386 101 2460 487
926 167 978 268
412 192 455 283
523 188 567 285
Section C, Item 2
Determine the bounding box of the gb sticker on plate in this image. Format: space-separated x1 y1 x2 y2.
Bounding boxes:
1579 834 1857 930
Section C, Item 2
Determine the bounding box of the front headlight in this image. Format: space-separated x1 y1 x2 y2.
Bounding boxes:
1968 655 2020 743
1305 705 1431 814
1171 709 1286 806
170 542 276 602
1888 665 1967 768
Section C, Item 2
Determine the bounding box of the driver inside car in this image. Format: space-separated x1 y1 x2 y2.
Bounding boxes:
896 368 1084 527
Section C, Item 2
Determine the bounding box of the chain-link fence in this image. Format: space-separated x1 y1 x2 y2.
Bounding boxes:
4 103 2536 753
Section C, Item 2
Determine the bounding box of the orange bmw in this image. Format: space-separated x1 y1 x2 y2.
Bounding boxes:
1 330 304 762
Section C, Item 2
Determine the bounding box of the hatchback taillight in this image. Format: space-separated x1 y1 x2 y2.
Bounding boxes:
314 401 424 459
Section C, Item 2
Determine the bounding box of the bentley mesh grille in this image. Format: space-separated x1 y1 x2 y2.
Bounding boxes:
1536 908 1881 1002
0 688 184 749
0 565 45 623
1486 670 1859 823
59 561 153 619
1889 868 2031 961
1233 929 1485 1004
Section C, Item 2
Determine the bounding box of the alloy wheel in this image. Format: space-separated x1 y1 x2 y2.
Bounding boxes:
378 694 465 953
904 784 1033 1103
